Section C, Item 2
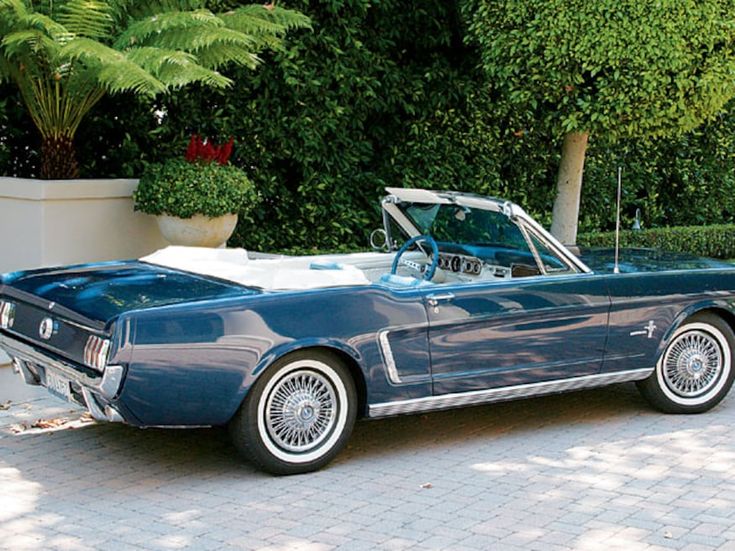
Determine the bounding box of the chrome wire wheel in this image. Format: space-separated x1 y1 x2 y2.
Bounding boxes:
662 330 723 398
265 369 337 453
653 319 733 409
251 357 353 468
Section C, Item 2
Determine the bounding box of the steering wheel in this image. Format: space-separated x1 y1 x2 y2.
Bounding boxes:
391 234 440 281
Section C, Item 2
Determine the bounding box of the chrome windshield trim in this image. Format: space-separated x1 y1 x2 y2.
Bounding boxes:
381 188 592 275
367 368 653 418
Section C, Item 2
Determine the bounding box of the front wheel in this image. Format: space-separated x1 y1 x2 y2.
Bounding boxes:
230 350 357 475
637 313 735 413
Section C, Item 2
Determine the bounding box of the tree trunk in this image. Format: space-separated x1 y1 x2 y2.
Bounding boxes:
550 131 589 246
41 135 79 179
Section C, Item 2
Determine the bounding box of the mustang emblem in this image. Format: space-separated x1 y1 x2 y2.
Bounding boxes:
630 320 657 339
39 317 57 340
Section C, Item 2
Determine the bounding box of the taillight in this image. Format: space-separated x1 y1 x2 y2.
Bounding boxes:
84 335 110 372
0 301 16 329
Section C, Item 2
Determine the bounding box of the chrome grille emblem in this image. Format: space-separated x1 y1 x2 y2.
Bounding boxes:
39 317 57 340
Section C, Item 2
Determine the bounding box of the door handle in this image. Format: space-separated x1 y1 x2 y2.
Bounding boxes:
426 292 455 307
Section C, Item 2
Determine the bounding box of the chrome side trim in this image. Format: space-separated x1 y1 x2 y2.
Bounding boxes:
377 330 402 384
368 368 653 418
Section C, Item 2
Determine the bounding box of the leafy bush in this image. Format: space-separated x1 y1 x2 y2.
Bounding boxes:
578 225 735 260
4 0 735 252
134 159 258 219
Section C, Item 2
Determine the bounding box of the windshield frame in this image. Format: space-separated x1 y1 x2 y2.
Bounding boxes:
381 187 591 275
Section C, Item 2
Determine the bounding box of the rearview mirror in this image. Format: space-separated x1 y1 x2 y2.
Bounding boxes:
369 228 390 252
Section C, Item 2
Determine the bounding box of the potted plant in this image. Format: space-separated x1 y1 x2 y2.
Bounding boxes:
0 0 310 179
134 135 258 248
0 0 308 271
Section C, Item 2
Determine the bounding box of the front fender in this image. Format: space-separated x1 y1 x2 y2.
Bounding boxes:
654 298 735 364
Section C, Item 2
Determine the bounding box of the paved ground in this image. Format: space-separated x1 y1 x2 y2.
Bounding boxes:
1 382 735 551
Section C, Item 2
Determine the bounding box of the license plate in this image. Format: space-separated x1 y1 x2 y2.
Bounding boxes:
46 371 72 402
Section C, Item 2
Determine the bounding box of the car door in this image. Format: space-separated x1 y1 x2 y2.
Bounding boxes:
425 273 610 394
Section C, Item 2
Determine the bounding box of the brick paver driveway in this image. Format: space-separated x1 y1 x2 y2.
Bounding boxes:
1 383 735 551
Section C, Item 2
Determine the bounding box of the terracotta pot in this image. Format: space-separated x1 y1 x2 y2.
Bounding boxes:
155 213 238 248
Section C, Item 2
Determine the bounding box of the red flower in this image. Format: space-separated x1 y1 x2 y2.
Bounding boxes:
183 133 235 165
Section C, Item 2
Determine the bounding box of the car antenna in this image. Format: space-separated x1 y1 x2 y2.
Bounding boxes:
613 166 622 274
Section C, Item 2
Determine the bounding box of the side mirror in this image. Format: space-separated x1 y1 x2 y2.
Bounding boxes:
369 228 390 252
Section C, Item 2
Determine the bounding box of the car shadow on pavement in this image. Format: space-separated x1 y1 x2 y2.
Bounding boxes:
2 382 670 476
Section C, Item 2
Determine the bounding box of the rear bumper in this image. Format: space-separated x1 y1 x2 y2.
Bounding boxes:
0 333 126 423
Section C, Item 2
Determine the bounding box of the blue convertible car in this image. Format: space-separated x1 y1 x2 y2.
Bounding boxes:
1 188 734 474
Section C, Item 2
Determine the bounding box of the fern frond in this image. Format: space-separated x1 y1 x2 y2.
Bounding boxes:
2 30 60 59
124 46 195 71
58 0 114 40
61 37 166 96
23 13 71 41
143 25 259 52
154 58 231 89
225 5 311 35
114 9 221 49
194 43 260 70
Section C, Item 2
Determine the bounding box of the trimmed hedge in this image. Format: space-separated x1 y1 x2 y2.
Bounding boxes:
578 225 735 260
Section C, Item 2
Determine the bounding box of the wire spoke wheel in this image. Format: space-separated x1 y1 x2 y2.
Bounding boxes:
638 315 735 414
662 330 723 398
265 369 338 453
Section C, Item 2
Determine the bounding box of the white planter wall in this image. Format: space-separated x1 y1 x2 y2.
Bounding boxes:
0 177 168 364
0 177 167 273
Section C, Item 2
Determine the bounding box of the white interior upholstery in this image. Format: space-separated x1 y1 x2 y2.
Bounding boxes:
141 246 374 290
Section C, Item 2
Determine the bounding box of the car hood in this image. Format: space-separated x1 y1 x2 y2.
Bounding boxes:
578 248 734 274
1 260 259 324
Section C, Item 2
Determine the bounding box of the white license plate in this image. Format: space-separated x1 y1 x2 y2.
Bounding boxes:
46 371 72 402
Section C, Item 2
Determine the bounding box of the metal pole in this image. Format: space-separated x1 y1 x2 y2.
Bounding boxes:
613 166 622 274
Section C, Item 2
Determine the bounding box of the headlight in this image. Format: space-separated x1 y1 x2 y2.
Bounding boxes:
0 301 16 329
84 335 110 372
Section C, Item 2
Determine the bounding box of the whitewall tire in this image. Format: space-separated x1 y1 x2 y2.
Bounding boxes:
230 350 357 475
638 313 735 413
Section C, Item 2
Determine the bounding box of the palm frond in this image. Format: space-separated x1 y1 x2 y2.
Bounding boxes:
58 0 114 40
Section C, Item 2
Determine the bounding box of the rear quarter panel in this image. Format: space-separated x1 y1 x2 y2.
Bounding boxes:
119 286 430 426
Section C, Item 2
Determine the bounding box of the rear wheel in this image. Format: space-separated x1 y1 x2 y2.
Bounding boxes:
637 313 735 413
230 350 357 475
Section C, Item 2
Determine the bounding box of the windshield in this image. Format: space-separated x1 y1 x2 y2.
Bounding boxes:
399 203 527 249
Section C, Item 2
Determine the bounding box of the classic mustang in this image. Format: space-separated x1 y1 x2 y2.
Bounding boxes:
2 188 734 474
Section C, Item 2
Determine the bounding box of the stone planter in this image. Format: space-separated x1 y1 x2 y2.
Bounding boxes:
155 213 238 248
0 177 168 364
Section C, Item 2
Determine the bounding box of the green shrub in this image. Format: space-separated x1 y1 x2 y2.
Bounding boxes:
134 159 258 219
578 225 735 260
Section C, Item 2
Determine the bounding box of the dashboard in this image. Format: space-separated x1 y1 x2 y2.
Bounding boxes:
438 253 482 275
436 252 511 280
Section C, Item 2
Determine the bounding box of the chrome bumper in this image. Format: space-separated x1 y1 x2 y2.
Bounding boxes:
1 333 126 423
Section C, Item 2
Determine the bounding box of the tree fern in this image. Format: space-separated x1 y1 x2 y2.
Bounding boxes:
0 0 311 178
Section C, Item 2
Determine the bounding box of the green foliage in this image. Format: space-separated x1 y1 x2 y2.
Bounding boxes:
134 158 258 218
463 0 735 140
3 0 735 253
0 0 309 177
579 224 735 260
